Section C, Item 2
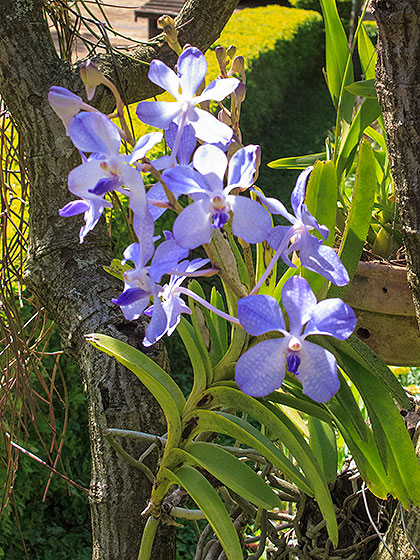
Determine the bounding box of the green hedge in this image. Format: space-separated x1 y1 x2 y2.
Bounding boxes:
288 0 353 22
209 6 335 200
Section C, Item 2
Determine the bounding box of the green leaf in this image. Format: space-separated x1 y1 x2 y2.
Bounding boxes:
210 287 228 354
358 23 377 80
329 138 377 298
319 0 354 123
308 417 338 484
161 465 243 560
193 386 338 544
267 391 334 425
345 79 377 98
188 280 224 367
336 98 382 181
185 409 313 496
212 323 248 382
86 333 183 446
337 353 420 507
177 318 209 395
268 152 326 170
171 443 282 510
329 335 411 409
255 240 276 295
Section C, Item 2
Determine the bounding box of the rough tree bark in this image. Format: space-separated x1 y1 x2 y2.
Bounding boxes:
371 1 420 558
0 1 238 559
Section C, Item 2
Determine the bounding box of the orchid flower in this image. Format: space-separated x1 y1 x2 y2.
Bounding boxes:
48 86 98 135
142 258 211 347
162 144 272 249
112 232 189 322
235 276 356 403
252 167 349 292
136 47 240 157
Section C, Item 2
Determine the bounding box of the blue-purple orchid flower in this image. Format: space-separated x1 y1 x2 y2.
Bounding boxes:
143 258 211 347
235 276 356 403
112 231 189 322
162 143 272 249
58 111 162 241
136 47 239 155
253 167 349 291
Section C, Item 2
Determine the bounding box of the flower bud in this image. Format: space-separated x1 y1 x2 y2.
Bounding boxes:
158 15 181 54
215 46 227 76
233 82 246 104
226 45 237 59
218 109 232 126
80 60 104 101
229 55 246 83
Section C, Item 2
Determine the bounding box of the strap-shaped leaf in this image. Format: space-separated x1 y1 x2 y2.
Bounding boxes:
177 318 209 394
319 0 354 123
86 334 183 449
336 99 381 182
345 79 377 99
161 465 243 560
184 408 313 496
188 280 224 367
268 152 326 170
329 138 377 298
308 417 338 484
191 386 338 544
169 444 282 510
358 23 377 81
337 353 420 507
326 390 390 498
210 287 228 354
266 390 334 425
327 335 411 409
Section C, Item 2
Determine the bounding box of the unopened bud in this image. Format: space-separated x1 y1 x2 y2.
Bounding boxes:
218 109 232 126
229 55 246 83
48 86 86 135
226 45 237 59
233 82 246 104
80 60 104 101
158 15 181 54
215 46 227 76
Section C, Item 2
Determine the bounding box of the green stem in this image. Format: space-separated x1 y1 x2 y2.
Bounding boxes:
137 516 159 560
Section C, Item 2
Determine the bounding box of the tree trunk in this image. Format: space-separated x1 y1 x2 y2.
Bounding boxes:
370 1 420 558
0 1 238 558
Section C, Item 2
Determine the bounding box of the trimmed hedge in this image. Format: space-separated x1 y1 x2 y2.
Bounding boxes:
209 6 335 199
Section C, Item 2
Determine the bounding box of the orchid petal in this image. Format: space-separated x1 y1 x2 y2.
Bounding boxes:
189 107 233 144
193 144 226 191
281 276 317 336
173 200 212 249
128 131 163 164
136 100 182 130
255 190 295 222
165 123 196 165
228 145 258 189
195 77 240 103
290 166 313 215
148 59 180 99
237 294 285 335
70 112 121 155
68 160 107 200
163 165 210 196
149 239 189 283
229 196 272 243
235 339 288 397
133 211 155 266
298 234 349 286
300 204 329 240
113 290 150 321
295 341 339 403
59 199 89 217
143 296 168 347
304 299 356 340
178 47 207 99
